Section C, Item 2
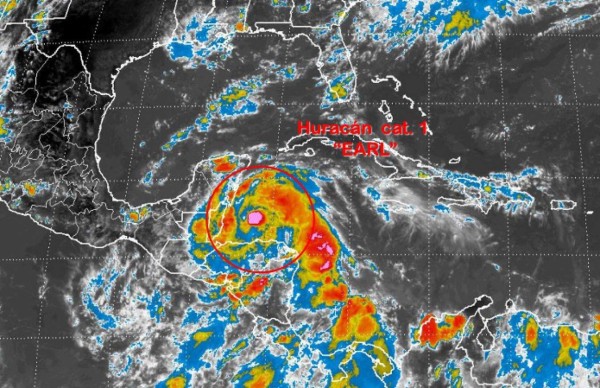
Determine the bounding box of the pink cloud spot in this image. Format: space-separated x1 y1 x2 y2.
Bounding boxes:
248 210 265 225
319 260 331 271
319 259 332 272
311 232 323 240
318 242 334 256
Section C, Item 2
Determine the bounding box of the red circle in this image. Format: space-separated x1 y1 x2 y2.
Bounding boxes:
204 165 316 274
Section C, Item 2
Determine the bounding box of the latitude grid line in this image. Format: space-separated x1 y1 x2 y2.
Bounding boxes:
36 101 600 112
0 247 595 348
103 175 600 183
31 31 298 46
355 253 600 257
0 249 170 339
359 35 600 261
1 42 597 224
3 252 600 264
0 256 112 262
30 31 600 47
18 27 600 122
95 18 600 229
1 9 599 387
0 334 139 340
5 18 600 336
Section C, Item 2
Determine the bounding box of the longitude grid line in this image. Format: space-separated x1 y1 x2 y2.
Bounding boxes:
352 0 374 264
274 28 291 161
31 0 110 383
266 22 291 319
8 1 106 378
0 9 591 386
566 33 593 315
199 1 231 164
425 34 432 379
33 16 114 372
496 30 511 301
343 0 367 342
104 255 129 387
122 0 170 200
105 0 170 386
7 6 599 386
32 190 56 388
426 38 431 312
192 0 263 333
31 258 48 388
121 54 155 199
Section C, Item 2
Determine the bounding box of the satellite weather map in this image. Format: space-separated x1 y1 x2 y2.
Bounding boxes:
0 0 599 386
